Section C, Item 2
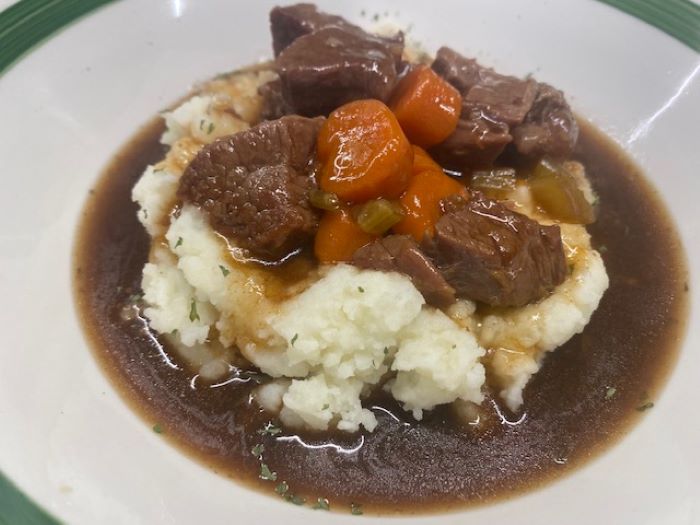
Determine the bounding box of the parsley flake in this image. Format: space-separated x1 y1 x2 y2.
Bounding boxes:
605 387 617 399
258 422 282 436
637 402 654 412
127 292 144 304
189 299 200 322
251 443 264 458
275 481 289 495
285 494 306 506
199 119 205 130
290 333 298 346
174 237 183 248
219 265 230 277
322 404 330 410
351 503 363 515
152 423 164 434
313 497 330 510
207 122 215 134
259 463 277 481
358 286 365 293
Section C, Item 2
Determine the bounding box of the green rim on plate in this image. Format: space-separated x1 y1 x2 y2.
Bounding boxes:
0 0 697 523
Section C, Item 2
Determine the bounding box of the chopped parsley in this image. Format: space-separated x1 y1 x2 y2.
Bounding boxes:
312 498 330 510
351 503 363 515
357 286 365 293
258 422 282 436
383 347 389 355
189 299 200 322
259 463 277 481
219 265 230 277
207 122 215 134
637 401 654 412
275 481 289 495
251 443 264 458
152 423 164 434
605 387 617 399
285 494 306 506
174 237 183 248
290 333 298 346
199 119 205 130
127 292 144 304
322 404 330 410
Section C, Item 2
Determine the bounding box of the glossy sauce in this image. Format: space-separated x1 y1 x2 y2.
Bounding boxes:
73 117 688 514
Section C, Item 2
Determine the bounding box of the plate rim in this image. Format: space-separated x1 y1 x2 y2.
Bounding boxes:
0 0 697 523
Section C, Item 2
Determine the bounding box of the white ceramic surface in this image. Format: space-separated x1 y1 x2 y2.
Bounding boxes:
0 1 698 523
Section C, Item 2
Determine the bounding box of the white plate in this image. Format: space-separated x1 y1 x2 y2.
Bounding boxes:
0 1 698 523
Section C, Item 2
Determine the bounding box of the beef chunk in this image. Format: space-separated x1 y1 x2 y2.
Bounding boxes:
431 47 483 94
271 3 349 56
423 193 566 306
178 116 324 261
430 106 512 169
258 79 293 121
430 47 540 170
276 26 399 117
270 3 404 63
512 83 579 157
352 235 456 307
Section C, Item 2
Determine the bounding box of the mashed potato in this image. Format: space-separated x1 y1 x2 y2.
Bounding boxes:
132 68 609 432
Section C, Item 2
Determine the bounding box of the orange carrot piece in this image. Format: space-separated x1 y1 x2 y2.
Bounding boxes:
314 208 377 263
393 147 468 241
317 99 413 203
390 65 462 148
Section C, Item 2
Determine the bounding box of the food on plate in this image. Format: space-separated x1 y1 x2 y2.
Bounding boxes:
75 3 688 514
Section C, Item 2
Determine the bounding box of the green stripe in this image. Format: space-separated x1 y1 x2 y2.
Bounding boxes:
0 471 60 525
598 0 700 51
0 0 696 522
0 0 117 75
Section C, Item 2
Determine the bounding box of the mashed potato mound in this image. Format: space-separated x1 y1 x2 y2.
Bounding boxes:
132 69 609 432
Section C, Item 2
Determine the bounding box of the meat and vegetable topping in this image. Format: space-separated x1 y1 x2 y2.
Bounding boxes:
178 4 585 308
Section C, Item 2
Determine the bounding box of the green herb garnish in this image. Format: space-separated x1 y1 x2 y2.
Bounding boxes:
351 503 363 515
258 422 282 436
219 265 230 277
322 404 330 410
285 494 306 506
358 286 365 293
189 299 200 322
251 443 264 458
605 387 617 399
259 463 277 481
174 237 183 248
313 498 330 510
199 119 205 130
637 402 654 412
275 481 289 495
290 333 298 346
207 122 215 134
152 423 164 434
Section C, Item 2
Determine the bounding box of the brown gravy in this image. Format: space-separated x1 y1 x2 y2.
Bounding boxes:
73 117 688 514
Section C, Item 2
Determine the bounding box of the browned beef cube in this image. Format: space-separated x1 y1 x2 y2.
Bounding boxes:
178 116 324 261
276 26 399 117
423 193 567 306
512 83 579 158
352 235 456 307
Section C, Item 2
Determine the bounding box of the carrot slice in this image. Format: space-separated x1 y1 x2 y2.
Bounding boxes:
317 99 413 203
393 146 468 241
390 65 462 148
314 208 377 263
